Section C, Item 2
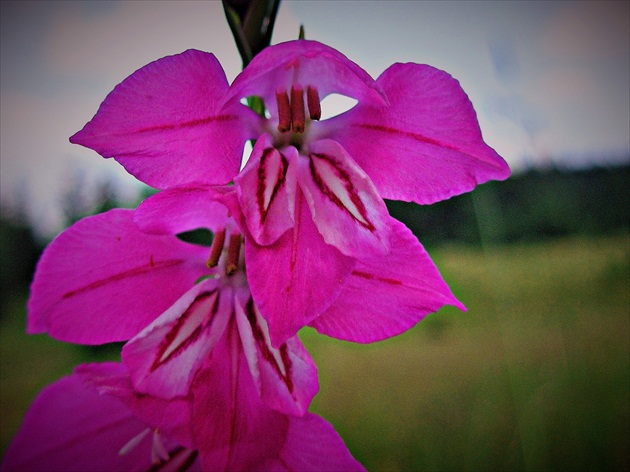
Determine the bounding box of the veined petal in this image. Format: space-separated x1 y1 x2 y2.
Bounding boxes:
311 218 466 343
134 186 231 235
122 280 231 399
70 50 252 188
298 139 391 258
190 325 289 471
234 135 295 246
234 293 318 416
320 62 511 204
76 362 196 450
261 413 365 472
226 40 387 118
245 192 355 347
0 373 175 472
27 209 208 344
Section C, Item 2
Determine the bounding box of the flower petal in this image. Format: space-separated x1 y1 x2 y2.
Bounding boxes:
76 362 195 449
245 193 355 347
134 186 231 235
234 134 295 245
310 217 466 343
122 279 231 399
226 39 387 119
298 139 391 257
261 413 365 472
234 293 318 416
27 209 209 344
70 50 252 188
189 324 289 471
320 62 510 204
0 373 155 472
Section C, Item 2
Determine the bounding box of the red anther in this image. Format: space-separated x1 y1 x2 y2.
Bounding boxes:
306 86 321 121
226 233 242 275
206 228 226 268
290 85 306 133
275 88 292 132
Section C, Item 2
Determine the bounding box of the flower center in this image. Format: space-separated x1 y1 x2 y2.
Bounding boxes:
275 85 321 135
118 428 198 469
205 228 244 277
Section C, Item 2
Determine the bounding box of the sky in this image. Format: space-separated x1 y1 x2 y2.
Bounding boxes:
1 0 629 236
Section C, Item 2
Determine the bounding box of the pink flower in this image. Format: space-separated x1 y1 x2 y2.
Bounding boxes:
1 365 364 471
22 196 365 470
28 201 317 411
137 185 466 347
70 40 505 344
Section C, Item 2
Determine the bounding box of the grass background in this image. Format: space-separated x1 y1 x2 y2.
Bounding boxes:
2 232 628 471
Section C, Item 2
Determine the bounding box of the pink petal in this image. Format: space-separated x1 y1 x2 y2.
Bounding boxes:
262 413 365 472
245 193 356 347
28 209 209 344
76 362 195 449
122 280 231 399
298 139 391 258
190 324 289 471
70 50 253 188
310 217 466 343
320 62 510 204
234 134 295 245
0 374 156 472
134 186 231 235
234 293 318 416
226 40 387 119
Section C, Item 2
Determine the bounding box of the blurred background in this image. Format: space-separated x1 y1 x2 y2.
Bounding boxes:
1 1 628 470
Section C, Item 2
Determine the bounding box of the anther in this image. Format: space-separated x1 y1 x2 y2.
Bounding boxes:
206 228 226 268
290 85 306 133
275 88 292 133
226 234 243 275
306 86 321 121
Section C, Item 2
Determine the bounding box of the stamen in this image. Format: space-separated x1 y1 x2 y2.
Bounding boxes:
206 228 226 268
306 86 321 121
226 234 242 275
119 428 151 456
151 430 170 464
290 85 306 133
275 87 292 133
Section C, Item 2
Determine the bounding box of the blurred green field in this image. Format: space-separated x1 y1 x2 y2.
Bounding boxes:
1 233 629 471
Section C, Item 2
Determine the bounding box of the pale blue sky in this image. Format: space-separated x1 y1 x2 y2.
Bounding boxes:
1 0 629 235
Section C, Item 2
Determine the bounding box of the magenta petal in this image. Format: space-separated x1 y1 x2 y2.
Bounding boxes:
321 62 510 204
262 413 365 472
234 134 295 246
134 186 231 235
234 293 318 416
311 218 466 343
76 362 195 449
190 324 289 471
227 40 387 116
122 280 231 399
0 374 155 472
298 139 391 258
245 193 356 347
27 209 208 344
70 50 250 188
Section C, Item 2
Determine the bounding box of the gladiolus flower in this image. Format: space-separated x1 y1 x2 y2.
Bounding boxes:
1 365 364 471
70 40 507 345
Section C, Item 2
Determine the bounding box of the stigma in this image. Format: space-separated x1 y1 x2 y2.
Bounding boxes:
275 85 321 134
